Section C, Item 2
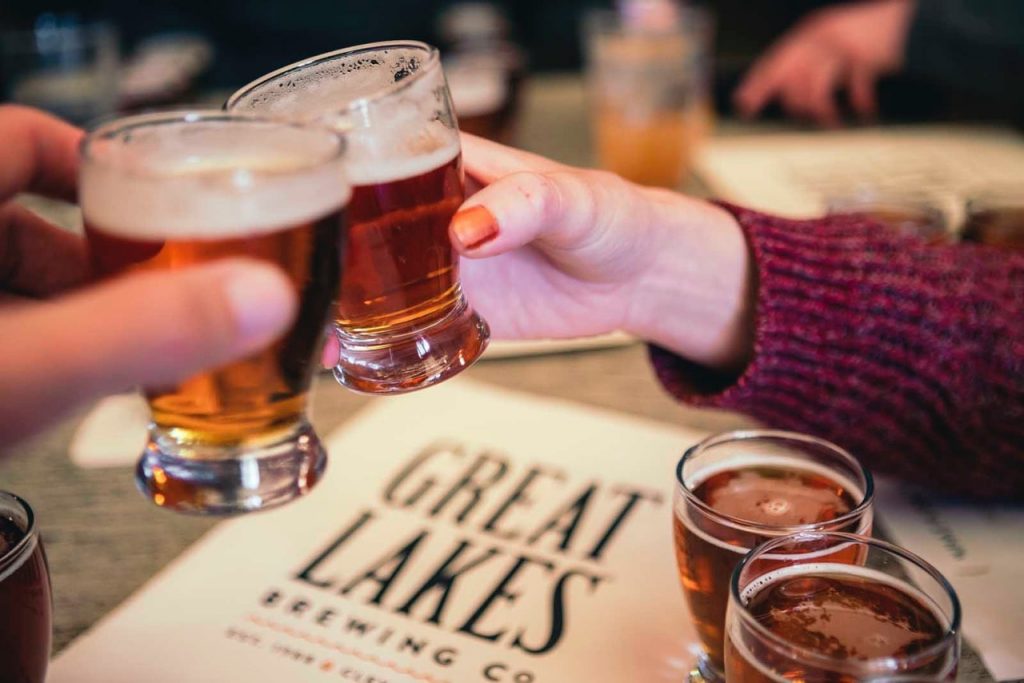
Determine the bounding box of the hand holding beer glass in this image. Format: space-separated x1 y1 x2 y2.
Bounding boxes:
82 111 350 514
228 41 490 394
673 431 873 683
726 532 961 682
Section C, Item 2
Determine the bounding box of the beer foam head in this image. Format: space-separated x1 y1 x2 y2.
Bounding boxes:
81 113 350 239
674 454 871 554
227 42 461 182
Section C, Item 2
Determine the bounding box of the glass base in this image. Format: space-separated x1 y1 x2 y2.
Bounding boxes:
135 420 327 515
688 654 724 683
333 296 489 395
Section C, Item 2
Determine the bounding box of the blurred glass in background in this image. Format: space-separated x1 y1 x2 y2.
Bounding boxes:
440 2 526 144
584 0 713 188
826 189 953 245
0 15 118 124
963 187 1024 251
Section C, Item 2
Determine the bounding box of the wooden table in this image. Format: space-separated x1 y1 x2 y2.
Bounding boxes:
0 75 998 682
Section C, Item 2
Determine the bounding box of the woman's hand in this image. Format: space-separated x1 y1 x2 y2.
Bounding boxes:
454 134 756 373
0 106 297 447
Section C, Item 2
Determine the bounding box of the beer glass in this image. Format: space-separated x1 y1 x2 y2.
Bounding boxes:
962 186 1024 249
0 492 52 683
726 532 961 682
826 190 952 244
584 5 714 188
673 430 874 683
82 111 350 514
227 41 490 395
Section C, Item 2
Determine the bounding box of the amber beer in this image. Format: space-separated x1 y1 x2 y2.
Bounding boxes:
86 215 343 442
342 149 464 332
594 102 712 189
725 533 961 683
673 432 873 682
584 6 714 188
227 41 490 395
81 112 350 514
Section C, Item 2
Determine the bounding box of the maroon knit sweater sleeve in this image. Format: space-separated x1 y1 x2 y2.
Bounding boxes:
650 204 1024 499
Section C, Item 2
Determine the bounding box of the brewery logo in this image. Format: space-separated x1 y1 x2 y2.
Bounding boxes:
237 440 664 682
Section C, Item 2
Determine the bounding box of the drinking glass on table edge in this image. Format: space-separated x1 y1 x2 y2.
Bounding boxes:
0 492 52 683
81 111 350 515
226 41 490 395
826 190 953 244
962 185 1024 250
726 532 961 683
673 430 874 683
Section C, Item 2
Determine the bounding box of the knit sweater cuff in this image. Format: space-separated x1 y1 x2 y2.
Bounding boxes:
651 203 937 437
649 203 1024 498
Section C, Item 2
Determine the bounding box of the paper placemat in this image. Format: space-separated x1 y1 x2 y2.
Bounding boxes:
52 378 703 683
874 477 1024 681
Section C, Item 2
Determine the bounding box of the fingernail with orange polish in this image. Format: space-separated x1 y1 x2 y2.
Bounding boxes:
451 206 499 250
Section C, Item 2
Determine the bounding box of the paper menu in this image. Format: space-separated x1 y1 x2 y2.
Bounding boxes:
695 126 1024 222
874 478 1024 682
50 379 703 683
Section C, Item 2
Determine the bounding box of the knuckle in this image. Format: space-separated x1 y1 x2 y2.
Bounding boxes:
513 171 564 224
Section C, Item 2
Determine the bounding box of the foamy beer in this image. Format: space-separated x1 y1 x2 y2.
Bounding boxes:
673 431 873 682
227 41 489 394
81 111 350 514
726 532 961 682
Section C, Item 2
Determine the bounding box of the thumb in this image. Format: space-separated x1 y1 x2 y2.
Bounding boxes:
0 259 297 447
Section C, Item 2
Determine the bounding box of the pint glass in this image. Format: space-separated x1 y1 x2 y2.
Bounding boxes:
227 41 490 394
82 111 350 514
0 492 52 683
584 6 714 188
726 532 961 682
673 431 874 682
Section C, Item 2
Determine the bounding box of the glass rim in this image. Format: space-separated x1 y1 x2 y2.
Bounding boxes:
675 429 874 535
964 184 1024 214
225 40 442 114
729 530 961 674
584 5 713 35
0 491 37 575
79 109 347 177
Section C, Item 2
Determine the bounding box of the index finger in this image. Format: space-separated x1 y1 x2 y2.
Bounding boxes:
460 133 568 185
0 105 83 202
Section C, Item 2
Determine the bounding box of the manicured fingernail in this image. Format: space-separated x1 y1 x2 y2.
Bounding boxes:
451 205 499 250
222 263 297 347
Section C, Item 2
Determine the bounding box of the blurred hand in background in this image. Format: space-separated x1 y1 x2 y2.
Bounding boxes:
734 0 916 126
